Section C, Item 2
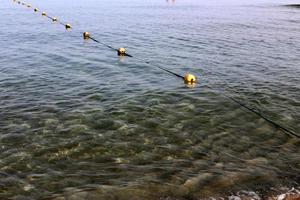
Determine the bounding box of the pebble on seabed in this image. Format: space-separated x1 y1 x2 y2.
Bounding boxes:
182 172 214 191
23 184 34 191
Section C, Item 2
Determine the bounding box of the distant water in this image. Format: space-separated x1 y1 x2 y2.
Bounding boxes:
0 0 299 199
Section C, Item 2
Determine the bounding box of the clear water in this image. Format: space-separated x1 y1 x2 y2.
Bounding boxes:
0 0 299 199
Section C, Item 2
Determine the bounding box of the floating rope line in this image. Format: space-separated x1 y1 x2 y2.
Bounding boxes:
12 0 188 83
32 6 71 29
88 36 132 57
11 0 299 139
85 35 187 79
12 0 194 83
88 35 185 79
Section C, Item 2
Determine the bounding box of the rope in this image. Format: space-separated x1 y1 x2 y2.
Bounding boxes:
201 67 300 139
13 0 185 79
89 36 132 57
226 95 299 138
136 58 184 79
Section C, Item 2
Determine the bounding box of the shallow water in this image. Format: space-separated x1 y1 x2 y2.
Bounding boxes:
0 0 300 199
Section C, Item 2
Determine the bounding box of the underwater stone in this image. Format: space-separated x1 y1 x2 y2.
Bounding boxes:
183 172 214 191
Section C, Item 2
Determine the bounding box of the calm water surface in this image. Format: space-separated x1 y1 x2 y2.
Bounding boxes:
0 0 300 199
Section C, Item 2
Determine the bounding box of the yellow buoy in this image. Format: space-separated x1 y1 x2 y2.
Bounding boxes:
65 23 71 29
83 32 90 39
34 8 38 12
27 4 31 8
52 17 57 22
42 12 46 16
118 48 126 56
184 73 196 84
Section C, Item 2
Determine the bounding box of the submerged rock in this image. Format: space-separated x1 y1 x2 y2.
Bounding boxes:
228 195 241 200
23 184 34 191
237 190 261 200
268 187 300 200
182 173 214 192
